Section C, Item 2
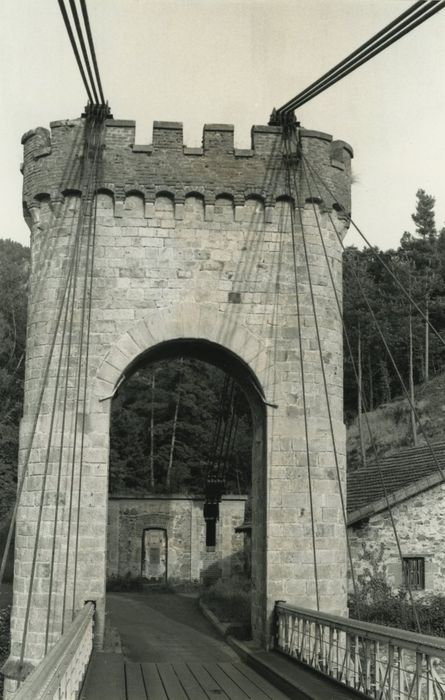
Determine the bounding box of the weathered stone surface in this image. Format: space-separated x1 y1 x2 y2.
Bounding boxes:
9 116 352 672
348 481 445 595
107 495 246 584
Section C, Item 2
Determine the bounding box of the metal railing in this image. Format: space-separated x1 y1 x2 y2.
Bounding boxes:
12 602 94 700
274 602 445 700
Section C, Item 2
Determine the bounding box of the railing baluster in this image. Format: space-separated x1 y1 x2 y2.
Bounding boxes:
273 602 445 700
328 625 333 674
415 652 422 700
386 642 394 700
354 634 360 689
426 656 432 700
399 647 404 700
299 617 306 660
345 633 351 686
364 638 371 694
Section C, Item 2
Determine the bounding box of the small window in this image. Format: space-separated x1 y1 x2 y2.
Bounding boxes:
206 518 216 548
403 557 425 590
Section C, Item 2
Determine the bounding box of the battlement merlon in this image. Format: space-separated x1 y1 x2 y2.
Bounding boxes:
21 118 353 215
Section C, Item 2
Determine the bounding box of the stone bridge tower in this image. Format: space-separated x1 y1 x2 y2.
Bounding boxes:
8 116 352 674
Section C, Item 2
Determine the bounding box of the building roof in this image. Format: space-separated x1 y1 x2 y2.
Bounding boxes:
347 441 445 524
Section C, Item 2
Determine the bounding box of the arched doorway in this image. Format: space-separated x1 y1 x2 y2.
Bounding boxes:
106 338 266 639
142 528 168 583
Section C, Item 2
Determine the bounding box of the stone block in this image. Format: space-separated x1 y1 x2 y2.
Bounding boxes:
16 113 351 664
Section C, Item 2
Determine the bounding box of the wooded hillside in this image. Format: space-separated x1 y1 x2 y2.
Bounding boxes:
0 240 29 521
1 189 445 508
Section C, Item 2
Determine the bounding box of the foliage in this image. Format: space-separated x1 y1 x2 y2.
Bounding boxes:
0 239 30 522
2 187 445 505
343 189 445 440
348 542 445 636
411 188 437 239
0 604 11 698
200 576 251 632
109 358 252 496
349 583 445 638
106 574 147 592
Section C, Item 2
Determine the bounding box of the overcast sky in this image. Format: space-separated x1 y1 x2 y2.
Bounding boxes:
1 0 444 250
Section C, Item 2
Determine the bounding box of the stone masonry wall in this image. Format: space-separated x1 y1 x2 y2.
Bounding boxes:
348 483 445 594
107 495 246 583
10 117 352 670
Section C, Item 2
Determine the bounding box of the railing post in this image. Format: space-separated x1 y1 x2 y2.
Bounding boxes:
273 600 286 651
7 602 95 700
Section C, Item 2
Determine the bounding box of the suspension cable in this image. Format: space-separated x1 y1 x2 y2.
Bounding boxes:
18 114 102 671
303 153 445 485
282 135 320 611
206 376 230 485
45 116 103 646
71 122 104 615
80 0 106 104
218 388 238 483
58 0 108 109
44 214 82 653
58 0 94 103
283 127 360 618
224 412 240 488
215 381 236 482
68 0 99 104
273 0 445 119
60 117 103 630
298 136 422 631
307 177 445 356
0 132 88 593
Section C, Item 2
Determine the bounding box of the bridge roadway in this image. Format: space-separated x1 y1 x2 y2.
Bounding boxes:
80 591 361 700
81 591 290 699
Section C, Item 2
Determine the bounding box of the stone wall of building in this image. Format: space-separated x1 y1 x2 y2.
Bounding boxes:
348 482 445 595
10 116 352 669
107 495 246 584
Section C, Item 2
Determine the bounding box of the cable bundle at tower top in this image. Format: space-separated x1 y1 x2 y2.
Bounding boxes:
58 0 107 109
272 0 445 121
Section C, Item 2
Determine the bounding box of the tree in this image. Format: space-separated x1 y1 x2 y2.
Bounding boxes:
343 188 445 464
411 188 437 239
0 239 30 521
109 357 253 496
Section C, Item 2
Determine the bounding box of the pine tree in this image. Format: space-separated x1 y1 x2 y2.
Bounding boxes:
411 189 437 239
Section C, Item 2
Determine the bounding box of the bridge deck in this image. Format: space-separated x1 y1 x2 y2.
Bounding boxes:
81 653 291 699
79 592 362 700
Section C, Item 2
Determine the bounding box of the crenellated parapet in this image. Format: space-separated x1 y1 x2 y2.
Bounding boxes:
21 118 353 223
8 113 353 677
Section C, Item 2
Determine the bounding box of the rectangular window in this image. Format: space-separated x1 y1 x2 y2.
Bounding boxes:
206 518 216 548
403 557 425 590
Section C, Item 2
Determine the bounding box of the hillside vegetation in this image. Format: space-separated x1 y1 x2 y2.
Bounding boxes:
0 239 29 522
347 370 445 470
1 189 445 510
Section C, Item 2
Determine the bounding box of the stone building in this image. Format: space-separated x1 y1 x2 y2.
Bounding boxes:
107 494 247 585
8 114 352 674
347 442 445 594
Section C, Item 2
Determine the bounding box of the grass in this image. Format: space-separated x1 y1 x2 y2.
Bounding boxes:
347 370 445 470
200 577 251 635
106 574 147 592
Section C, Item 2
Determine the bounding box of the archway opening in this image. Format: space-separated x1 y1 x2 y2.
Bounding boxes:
105 338 267 642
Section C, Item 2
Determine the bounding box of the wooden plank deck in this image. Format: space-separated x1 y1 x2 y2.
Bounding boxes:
81 653 291 699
